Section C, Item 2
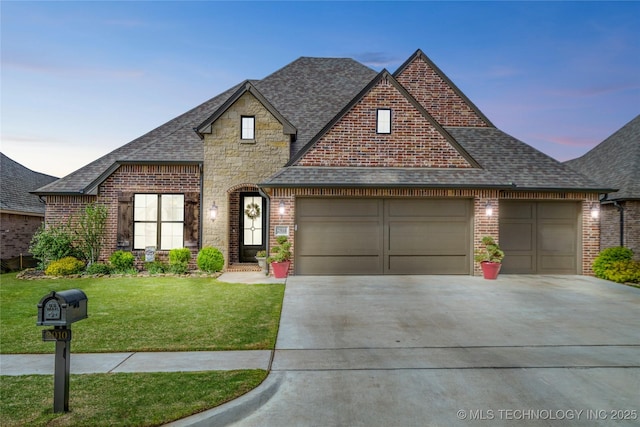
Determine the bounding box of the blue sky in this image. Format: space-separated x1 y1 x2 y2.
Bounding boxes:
2 1 639 178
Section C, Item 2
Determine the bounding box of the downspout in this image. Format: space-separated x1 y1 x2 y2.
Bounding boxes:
258 187 271 275
198 164 204 250
613 201 624 247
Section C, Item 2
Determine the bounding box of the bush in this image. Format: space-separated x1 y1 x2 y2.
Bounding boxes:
593 247 634 280
29 223 79 270
169 248 191 274
197 247 224 273
109 250 135 273
145 261 168 274
45 257 85 276
605 260 640 284
86 262 113 275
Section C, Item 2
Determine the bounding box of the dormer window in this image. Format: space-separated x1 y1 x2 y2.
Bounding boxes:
377 109 391 134
241 116 255 140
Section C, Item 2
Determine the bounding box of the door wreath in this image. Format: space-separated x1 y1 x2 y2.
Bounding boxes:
245 202 261 220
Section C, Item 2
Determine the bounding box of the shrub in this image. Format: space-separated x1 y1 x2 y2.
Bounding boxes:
145 261 168 274
169 248 191 274
197 247 224 273
605 260 640 284
29 223 79 270
267 236 292 263
86 262 113 275
593 247 634 280
109 250 135 273
45 257 85 276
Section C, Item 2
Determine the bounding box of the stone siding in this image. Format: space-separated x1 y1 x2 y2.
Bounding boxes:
202 91 291 266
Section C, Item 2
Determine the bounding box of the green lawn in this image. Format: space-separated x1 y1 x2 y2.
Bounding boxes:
0 273 284 353
0 272 284 426
1 371 267 427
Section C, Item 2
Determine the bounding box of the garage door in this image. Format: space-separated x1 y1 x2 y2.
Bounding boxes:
499 201 580 274
295 198 472 275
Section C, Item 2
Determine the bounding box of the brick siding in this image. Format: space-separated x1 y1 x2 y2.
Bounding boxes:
395 55 490 127
0 212 44 260
601 201 640 261
45 164 201 268
265 188 599 276
296 78 473 168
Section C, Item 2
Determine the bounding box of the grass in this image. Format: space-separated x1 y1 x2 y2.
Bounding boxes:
0 273 285 353
0 370 267 427
0 272 284 426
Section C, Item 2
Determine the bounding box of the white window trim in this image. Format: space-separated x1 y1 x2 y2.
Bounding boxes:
241 116 255 140
377 109 391 134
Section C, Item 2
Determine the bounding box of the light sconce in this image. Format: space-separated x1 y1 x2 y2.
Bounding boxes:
209 202 218 221
485 201 493 217
279 200 286 216
591 202 600 219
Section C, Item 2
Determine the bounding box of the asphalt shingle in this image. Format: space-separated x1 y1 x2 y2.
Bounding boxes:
0 154 58 214
565 115 640 200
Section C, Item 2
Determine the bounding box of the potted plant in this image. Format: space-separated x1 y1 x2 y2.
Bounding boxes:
474 236 504 279
255 250 267 274
268 235 292 278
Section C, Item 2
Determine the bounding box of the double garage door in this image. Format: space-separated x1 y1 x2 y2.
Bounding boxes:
295 198 580 275
296 198 472 275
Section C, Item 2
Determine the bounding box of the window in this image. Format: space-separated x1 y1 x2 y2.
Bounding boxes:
241 116 255 140
377 109 391 134
134 194 184 250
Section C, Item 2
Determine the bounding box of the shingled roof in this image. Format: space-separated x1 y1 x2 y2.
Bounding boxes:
565 115 640 200
1 153 57 215
261 127 609 191
34 51 611 195
35 57 377 195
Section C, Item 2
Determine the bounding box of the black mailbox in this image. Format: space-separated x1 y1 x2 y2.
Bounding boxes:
37 290 88 327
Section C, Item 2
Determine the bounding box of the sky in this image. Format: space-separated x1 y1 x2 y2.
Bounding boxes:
1 1 639 178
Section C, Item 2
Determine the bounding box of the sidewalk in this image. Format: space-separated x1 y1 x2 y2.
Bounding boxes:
0 351 272 375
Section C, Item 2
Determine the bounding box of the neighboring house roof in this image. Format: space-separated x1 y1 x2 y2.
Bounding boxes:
0 153 58 215
565 115 640 201
34 50 611 195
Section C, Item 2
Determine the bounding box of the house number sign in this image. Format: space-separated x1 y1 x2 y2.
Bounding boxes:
44 300 61 321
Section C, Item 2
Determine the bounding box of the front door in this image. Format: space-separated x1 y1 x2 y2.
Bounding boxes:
239 193 266 263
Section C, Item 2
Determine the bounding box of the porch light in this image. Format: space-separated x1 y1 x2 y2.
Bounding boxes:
485 201 493 217
279 200 286 216
591 202 600 219
209 202 218 221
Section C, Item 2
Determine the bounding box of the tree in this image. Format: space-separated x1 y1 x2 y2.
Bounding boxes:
75 203 108 265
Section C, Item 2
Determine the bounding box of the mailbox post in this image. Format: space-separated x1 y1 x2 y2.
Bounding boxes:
37 289 88 413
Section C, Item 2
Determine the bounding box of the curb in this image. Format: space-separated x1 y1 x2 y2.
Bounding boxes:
165 371 284 426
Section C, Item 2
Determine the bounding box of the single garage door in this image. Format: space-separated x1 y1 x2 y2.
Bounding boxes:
499 201 580 274
295 198 472 275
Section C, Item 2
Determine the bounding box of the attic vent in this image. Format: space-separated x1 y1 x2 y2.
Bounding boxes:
377 109 391 134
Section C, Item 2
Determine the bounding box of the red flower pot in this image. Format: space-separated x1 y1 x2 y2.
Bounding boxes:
480 262 501 280
271 261 291 278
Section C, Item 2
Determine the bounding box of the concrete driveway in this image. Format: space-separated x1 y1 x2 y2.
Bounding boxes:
192 275 640 426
